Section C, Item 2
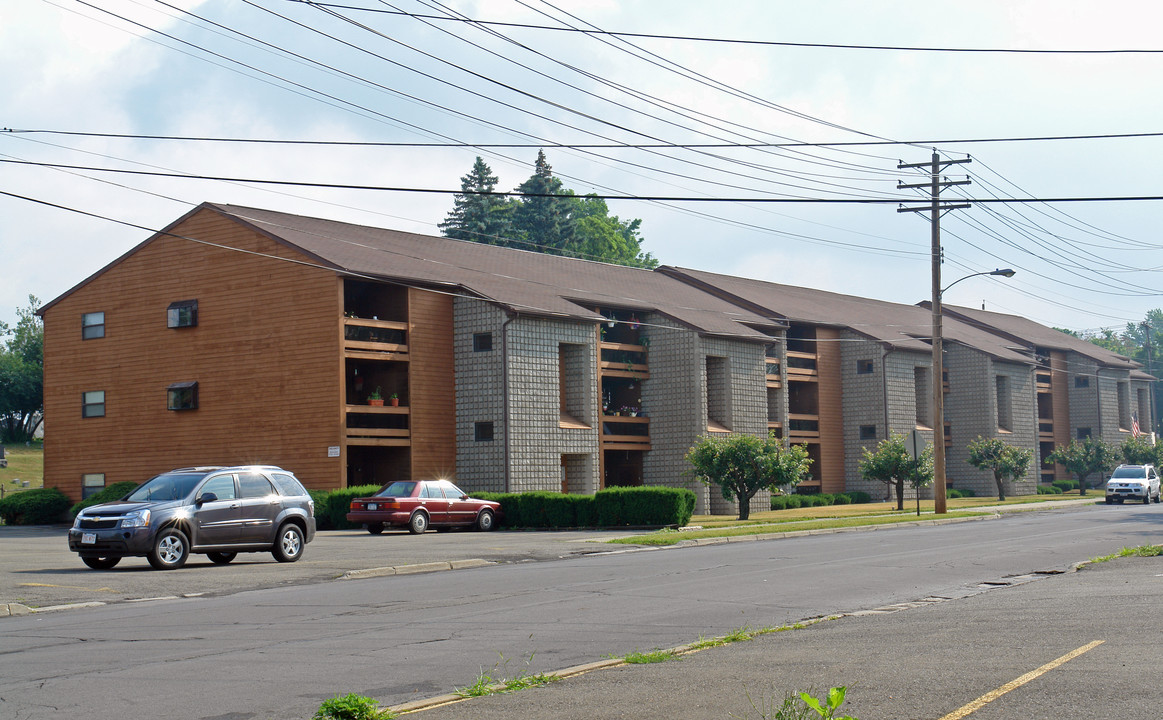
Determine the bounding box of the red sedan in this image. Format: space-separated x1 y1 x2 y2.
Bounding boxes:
347 479 501 535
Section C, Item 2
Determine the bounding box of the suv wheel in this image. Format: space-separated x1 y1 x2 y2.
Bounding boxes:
272 523 305 563
82 556 121 570
148 528 190 570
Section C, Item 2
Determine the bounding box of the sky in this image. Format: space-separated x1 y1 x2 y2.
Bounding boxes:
4 0 1163 337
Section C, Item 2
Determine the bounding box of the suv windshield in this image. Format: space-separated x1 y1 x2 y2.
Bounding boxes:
1111 467 1148 479
125 472 205 502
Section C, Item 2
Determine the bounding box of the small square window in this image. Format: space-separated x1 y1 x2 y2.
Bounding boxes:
474 421 494 442
1074 376 1090 388
82 391 106 418
167 300 198 328
167 381 198 411
82 312 105 340
81 473 106 499
1077 427 1092 440
856 359 874 375
859 425 877 440
473 332 493 352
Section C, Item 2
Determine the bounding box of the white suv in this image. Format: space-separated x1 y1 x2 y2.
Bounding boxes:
1105 464 1162 505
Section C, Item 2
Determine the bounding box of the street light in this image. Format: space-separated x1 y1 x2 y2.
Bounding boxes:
931 268 1016 514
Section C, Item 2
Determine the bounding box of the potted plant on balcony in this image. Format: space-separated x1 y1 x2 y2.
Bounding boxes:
389 393 399 407
367 387 384 407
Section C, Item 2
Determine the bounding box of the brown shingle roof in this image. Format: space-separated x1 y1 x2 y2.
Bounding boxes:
659 266 1035 365
209 204 777 340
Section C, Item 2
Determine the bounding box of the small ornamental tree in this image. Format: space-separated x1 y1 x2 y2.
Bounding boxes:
1119 434 1158 466
858 433 933 511
966 437 1034 501
1046 437 1120 496
685 433 812 520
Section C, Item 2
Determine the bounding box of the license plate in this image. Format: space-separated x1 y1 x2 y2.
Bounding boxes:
82 533 96 544
368 503 377 511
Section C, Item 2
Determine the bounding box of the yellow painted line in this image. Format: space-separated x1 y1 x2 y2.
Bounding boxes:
19 583 116 592
938 640 1104 720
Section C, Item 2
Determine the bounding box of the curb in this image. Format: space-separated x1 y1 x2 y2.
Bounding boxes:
340 558 494 580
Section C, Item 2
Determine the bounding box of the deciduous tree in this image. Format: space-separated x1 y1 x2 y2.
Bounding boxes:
685 433 811 520
966 437 1033 501
1046 437 1119 496
858 433 933 511
0 296 44 443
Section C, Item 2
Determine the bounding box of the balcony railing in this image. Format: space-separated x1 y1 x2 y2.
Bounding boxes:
787 413 820 438
785 351 818 378
344 318 409 359
765 360 782 388
600 415 651 451
345 404 410 446
600 342 649 379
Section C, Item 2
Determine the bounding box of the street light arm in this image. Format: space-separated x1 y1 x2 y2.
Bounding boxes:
940 268 1016 297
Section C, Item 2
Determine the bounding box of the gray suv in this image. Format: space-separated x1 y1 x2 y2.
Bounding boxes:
69 465 316 570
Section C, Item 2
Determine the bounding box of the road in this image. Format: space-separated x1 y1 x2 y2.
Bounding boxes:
1 502 1160 720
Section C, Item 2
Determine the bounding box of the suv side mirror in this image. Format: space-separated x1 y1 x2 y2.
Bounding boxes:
196 492 218 505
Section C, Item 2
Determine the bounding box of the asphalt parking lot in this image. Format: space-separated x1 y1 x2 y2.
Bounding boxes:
0 525 636 611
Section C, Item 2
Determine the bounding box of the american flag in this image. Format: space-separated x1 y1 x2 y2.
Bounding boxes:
1132 412 1142 438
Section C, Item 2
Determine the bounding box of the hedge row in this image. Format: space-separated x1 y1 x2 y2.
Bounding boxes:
1037 485 1064 494
946 487 977 499
475 486 696 528
769 491 872 510
0 488 71 525
311 485 381 531
1052 479 1079 492
70 481 140 518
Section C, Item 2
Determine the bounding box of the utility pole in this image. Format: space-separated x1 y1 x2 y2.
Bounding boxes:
898 151 971 514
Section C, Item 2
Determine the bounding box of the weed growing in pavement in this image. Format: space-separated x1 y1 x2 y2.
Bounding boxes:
1090 544 1163 563
454 652 558 698
620 649 680 664
737 687 858 720
313 693 396 720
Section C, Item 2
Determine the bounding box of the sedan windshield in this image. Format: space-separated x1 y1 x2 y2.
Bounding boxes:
125 472 204 502
375 481 417 498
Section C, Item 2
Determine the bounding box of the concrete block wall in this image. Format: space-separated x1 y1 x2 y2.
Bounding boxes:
700 335 769 515
1067 355 1100 440
840 336 889 498
453 298 508 491
1096 369 1130 442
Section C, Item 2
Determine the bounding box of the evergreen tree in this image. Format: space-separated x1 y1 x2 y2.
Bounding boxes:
438 157 514 246
512 149 574 253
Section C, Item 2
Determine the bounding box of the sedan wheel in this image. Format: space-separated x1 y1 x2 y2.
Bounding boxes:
273 523 305 562
366 522 384 535
408 511 429 534
207 552 237 565
82 556 121 570
148 528 190 570
476 509 496 532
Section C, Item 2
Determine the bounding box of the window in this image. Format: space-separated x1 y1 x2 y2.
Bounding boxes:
82 391 105 418
1074 376 1090 388
167 300 198 328
82 312 105 340
473 332 493 352
475 421 494 442
914 367 931 428
238 472 275 498
996 375 1012 432
1117 381 1131 431
81 473 105 499
200 474 236 501
856 359 874 375
859 425 877 440
271 473 308 496
1077 427 1092 440
167 381 198 411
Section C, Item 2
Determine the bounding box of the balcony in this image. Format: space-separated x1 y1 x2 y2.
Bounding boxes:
345 404 410 446
1036 372 1052 391
600 342 649 380
786 351 818 380
1038 421 1054 440
344 317 409 360
601 415 651 451
765 360 782 389
787 413 820 439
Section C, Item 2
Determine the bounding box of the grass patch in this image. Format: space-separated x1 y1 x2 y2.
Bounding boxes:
613 511 989 547
0 444 44 497
1090 544 1163 564
454 654 558 698
620 649 680 664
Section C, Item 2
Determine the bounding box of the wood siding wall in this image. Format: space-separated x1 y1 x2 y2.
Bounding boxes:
43 208 343 501
816 327 846 493
406 288 457 479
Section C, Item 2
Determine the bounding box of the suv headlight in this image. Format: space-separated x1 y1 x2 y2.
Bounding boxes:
72 513 84 529
121 509 151 528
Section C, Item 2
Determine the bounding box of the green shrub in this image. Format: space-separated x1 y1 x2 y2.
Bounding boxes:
1036 484 1062 494
959 487 976 497
70 481 140 518
311 485 381 530
0 487 71 525
473 492 521 527
314 693 393 720
831 493 851 505
946 488 964 499
843 491 872 504
782 494 803 509
594 486 695 527
1052 479 1077 492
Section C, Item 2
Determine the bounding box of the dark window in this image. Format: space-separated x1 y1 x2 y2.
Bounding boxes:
167 381 198 411
271 473 308 496
200 474 237 501
475 421 494 442
238 472 275 498
1077 427 1092 439
420 483 444 499
859 425 877 440
1074 376 1090 388
167 300 198 328
82 312 105 340
82 391 105 418
856 359 874 375
81 473 105 499
473 332 493 352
